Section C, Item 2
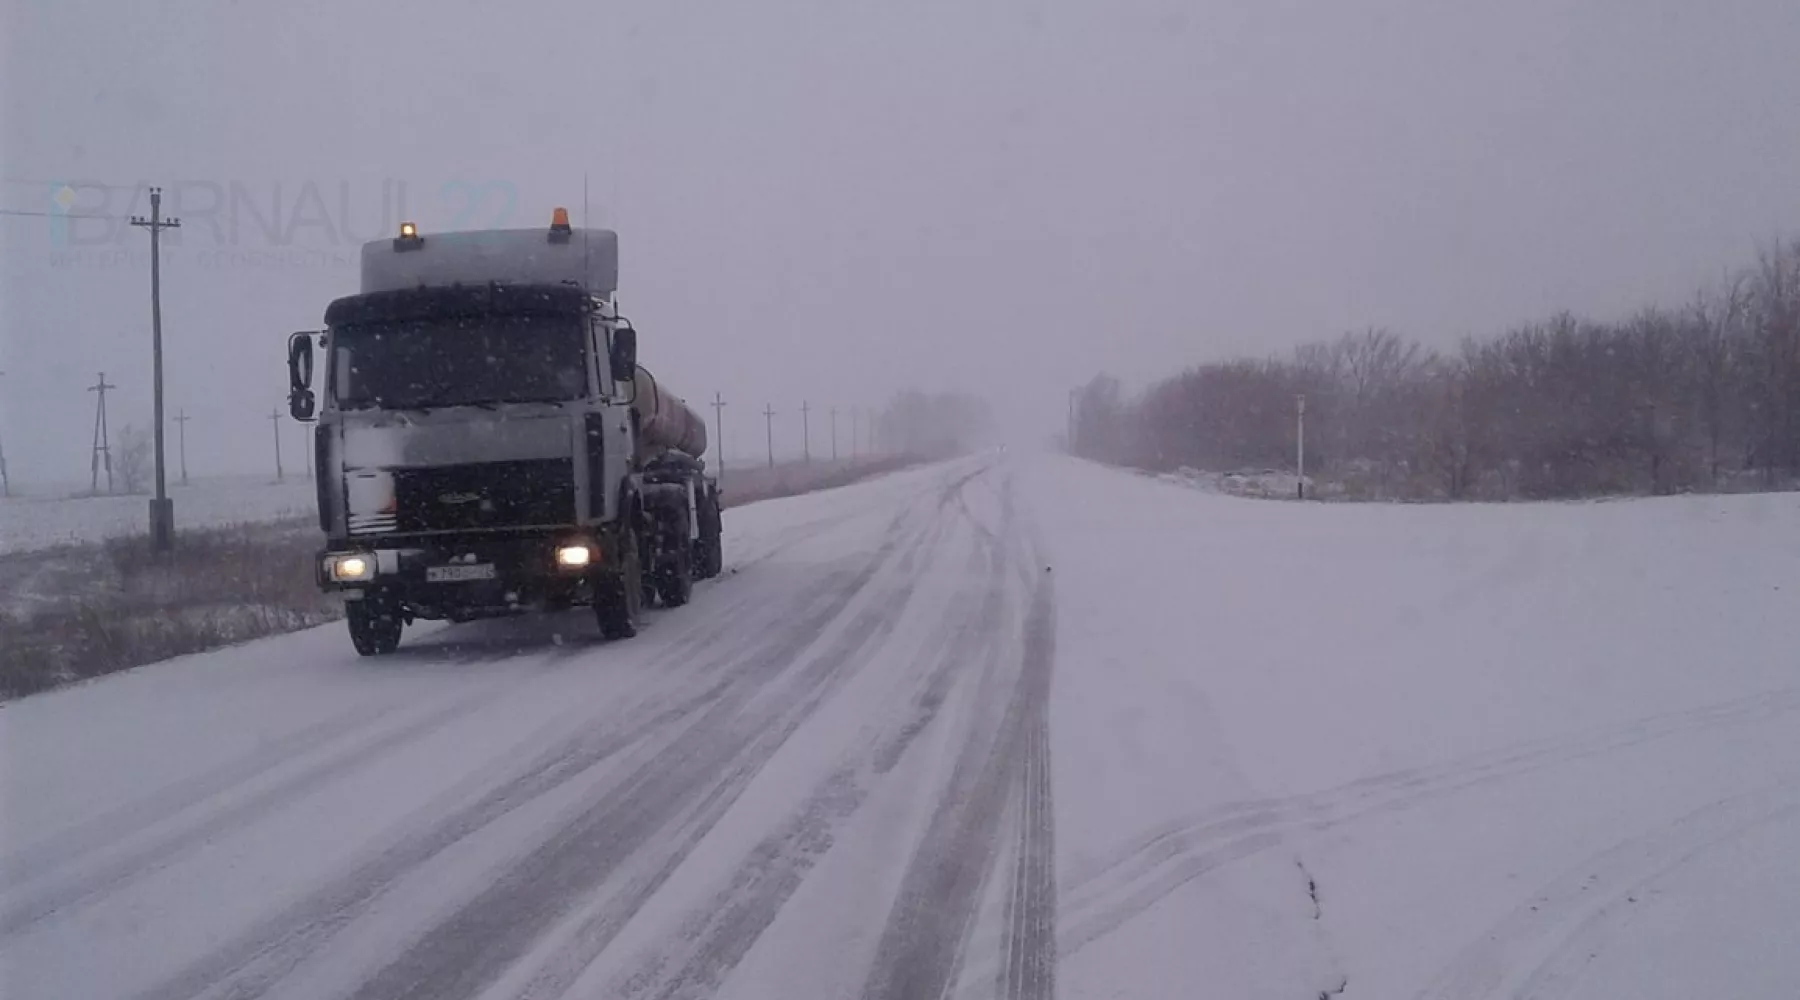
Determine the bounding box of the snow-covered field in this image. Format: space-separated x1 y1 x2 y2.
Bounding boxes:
2 453 1796 999
0 460 898 556
0 476 317 554
1042 457 1800 999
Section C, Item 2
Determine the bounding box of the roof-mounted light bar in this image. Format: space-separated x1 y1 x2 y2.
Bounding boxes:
392 221 424 252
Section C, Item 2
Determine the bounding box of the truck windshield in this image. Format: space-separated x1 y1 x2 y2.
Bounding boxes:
331 314 586 410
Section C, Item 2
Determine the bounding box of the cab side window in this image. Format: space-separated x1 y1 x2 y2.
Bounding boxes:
592 317 614 397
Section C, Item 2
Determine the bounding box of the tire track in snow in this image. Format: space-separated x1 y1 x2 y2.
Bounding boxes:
725 461 973 574
123 480 948 1000
996 568 1058 1000
342 471 970 1000
599 480 1012 1000
1415 774 1800 1000
1057 684 1800 955
497 465 1003 1000
0 702 395 884
3 622 604 896
7 487 889 912
860 501 1058 1000
0 682 512 936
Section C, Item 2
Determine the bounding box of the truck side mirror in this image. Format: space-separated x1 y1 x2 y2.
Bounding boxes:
288 332 317 422
288 332 315 391
610 326 638 383
290 389 316 422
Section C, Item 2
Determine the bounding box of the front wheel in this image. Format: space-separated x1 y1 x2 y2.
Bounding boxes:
593 528 643 640
347 600 403 656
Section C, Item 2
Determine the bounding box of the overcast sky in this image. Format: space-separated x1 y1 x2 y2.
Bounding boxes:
4 0 1799 487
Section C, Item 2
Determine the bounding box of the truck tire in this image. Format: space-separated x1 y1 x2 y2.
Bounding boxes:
347 600 403 656
694 485 724 580
594 527 642 640
657 542 694 608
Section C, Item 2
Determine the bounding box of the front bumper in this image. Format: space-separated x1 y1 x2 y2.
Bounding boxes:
318 530 603 617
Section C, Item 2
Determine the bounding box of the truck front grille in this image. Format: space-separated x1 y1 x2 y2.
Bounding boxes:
392 459 575 533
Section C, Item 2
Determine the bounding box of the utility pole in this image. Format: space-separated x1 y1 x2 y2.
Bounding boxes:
88 372 117 494
1068 388 1079 454
173 408 192 485
132 187 181 550
852 408 860 460
0 370 9 498
304 424 313 480
830 406 839 462
1296 393 1306 500
763 403 776 468
800 400 811 464
711 392 727 489
268 407 285 481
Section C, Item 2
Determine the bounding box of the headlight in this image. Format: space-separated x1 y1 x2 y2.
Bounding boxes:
554 543 592 569
326 553 375 582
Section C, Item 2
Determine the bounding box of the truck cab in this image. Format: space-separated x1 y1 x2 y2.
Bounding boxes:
287 213 722 655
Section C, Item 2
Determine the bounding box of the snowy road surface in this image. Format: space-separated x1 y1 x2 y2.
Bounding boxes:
4 455 1798 999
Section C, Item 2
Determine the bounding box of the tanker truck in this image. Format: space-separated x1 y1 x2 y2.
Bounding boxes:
283 211 723 655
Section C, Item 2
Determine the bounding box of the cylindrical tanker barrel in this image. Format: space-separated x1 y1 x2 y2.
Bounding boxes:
631 365 708 458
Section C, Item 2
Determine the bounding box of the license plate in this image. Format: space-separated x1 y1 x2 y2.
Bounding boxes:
426 563 496 583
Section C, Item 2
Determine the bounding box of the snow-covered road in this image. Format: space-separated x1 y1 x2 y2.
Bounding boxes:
4 455 1798 999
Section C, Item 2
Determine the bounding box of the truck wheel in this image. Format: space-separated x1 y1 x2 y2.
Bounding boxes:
347 600 403 656
657 543 694 608
594 529 642 640
642 542 661 608
695 486 724 579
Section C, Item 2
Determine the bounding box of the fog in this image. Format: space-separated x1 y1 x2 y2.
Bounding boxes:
4 0 1799 486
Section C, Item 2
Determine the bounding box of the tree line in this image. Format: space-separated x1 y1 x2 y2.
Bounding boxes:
1072 241 1800 500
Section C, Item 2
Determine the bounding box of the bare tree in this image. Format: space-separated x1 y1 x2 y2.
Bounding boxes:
1686 278 1746 485
115 425 152 495
1101 240 1798 501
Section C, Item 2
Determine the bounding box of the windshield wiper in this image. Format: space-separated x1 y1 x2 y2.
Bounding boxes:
399 398 501 412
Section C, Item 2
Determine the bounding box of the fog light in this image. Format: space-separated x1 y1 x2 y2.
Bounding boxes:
328 553 374 582
555 544 592 569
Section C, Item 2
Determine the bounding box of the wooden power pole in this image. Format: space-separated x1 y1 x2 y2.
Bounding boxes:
0 369 9 497
763 404 776 468
173 409 192 485
711 392 726 489
268 407 284 481
131 186 181 550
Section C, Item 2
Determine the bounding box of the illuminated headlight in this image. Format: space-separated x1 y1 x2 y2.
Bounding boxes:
326 553 375 582
554 544 592 569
